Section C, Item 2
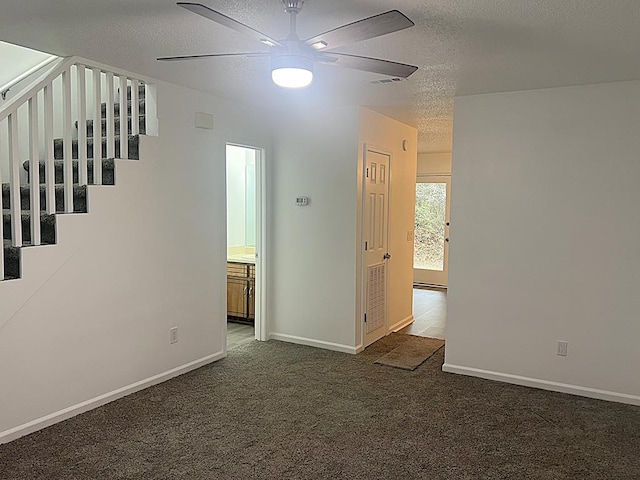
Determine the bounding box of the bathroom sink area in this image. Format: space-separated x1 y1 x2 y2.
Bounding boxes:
227 252 256 264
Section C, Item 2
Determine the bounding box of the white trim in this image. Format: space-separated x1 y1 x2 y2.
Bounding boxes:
360 144 394 348
256 147 268 342
0 351 225 445
442 363 640 406
224 143 268 342
269 333 358 355
413 282 447 290
416 173 451 179
389 314 414 332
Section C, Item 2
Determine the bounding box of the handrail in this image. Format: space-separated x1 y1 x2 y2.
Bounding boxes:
0 55 59 100
0 54 157 280
0 56 155 123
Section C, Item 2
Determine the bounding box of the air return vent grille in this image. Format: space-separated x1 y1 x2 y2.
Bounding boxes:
366 262 386 334
370 78 405 85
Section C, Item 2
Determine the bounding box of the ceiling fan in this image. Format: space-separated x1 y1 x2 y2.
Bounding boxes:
158 1 418 89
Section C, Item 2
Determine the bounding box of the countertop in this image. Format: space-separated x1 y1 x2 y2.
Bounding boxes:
227 254 256 264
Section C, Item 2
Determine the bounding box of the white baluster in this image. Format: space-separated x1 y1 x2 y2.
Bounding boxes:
106 72 115 160
77 65 88 187
119 75 128 159
43 84 55 215
62 68 73 213
29 97 41 245
8 112 22 247
93 69 102 185
145 83 158 137
131 79 139 136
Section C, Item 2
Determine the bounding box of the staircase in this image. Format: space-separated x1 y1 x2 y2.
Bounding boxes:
0 58 154 281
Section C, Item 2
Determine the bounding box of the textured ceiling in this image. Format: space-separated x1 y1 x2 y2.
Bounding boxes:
3 0 640 152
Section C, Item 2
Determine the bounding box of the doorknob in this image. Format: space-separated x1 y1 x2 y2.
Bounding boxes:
383 253 391 260
445 238 449 242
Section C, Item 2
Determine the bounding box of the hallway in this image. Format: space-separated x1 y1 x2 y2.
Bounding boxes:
399 287 447 339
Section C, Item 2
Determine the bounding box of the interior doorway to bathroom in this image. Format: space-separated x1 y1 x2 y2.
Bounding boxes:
225 144 266 349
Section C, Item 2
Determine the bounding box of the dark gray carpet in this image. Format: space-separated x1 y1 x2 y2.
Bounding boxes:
375 334 444 370
1 335 639 479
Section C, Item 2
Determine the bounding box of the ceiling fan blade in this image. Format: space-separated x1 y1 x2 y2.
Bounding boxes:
305 10 414 51
177 2 283 47
317 53 418 78
157 52 268 61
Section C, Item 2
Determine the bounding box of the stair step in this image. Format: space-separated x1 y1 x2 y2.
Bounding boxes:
2 184 87 213
23 158 116 186
3 240 21 280
101 100 145 119
52 134 139 161
3 210 56 245
75 116 146 137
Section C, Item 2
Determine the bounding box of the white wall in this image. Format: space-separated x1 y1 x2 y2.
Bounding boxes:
268 106 417 353
245 151 256 246
417 152 452 176
226 145 248 248
268 106 360 352
445 81 640 405
0 79 272 441
357 108 418 342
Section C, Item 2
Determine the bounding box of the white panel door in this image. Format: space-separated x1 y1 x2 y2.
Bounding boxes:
363 149 391 347
413 175 451 286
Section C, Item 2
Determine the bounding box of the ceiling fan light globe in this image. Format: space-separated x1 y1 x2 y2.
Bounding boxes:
271 54 314 88
272 67 313 88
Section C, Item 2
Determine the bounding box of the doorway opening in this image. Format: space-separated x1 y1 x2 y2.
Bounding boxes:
413 175 450 287
225 144 266 350
406 171 451 339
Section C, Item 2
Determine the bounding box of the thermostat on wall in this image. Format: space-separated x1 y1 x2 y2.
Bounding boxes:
296 196 309 206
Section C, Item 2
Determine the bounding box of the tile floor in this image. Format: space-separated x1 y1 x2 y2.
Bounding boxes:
227 321 255 350
398 287 447 339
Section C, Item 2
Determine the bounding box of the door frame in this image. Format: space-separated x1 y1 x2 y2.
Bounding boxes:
359 144 393 349
413 174 451 287
224 143 268 344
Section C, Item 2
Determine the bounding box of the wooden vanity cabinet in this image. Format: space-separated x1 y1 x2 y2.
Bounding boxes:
227 262 255 324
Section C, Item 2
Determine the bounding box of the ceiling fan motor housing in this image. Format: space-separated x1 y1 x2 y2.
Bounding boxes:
271 53 314 74
282 0 305 13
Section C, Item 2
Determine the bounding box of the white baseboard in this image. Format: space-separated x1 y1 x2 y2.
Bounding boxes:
442 363 640 406
0 351 225 445
390 314 414 332
269 333 358 355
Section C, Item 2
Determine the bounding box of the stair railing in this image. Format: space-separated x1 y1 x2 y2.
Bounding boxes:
0 56 157 280
0 55 59 101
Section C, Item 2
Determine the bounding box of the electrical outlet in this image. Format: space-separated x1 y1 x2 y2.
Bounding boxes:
407 230 414 242
170 327 178 344
557 340 568 357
